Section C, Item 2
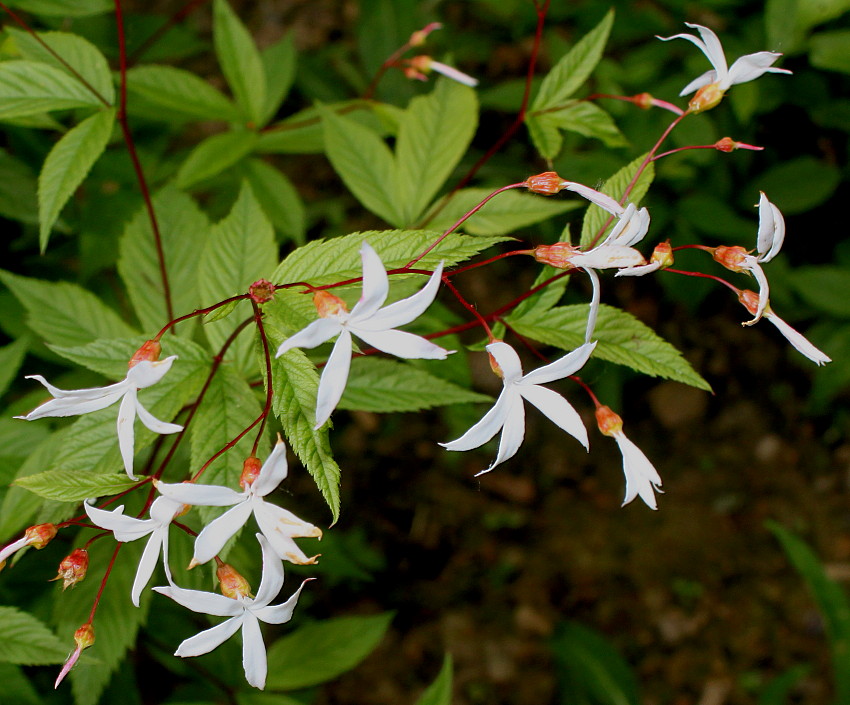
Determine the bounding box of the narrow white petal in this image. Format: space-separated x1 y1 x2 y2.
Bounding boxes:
357 262 444 331
563 182 623 216
275 318 342 357
756 193 785 263
252 534 284 609
240 612 268 689
127 356 177 389
149 495 184 525
314 330 353 429
131 532 164 607
764 311 832 366
153 585 244 617
569 246 646 271
0 537 30 564
353 328 450 360
440 389 512 452
726 51 790 87
615 261 662 277
117 390 138 480
584 268 601 344
477 395 525 474
679 69 718 96
429 60 479 87
173 615 244 657
253 579 310 625
485 341 524 383
614 433 662 509
687 23 728 78
193 501 254 565
24 373 130 400
251 438 289 497
84 501 154 541
741 263 769 326
157 481 244 507
519 385 589 450
520 341 597 386
135 400 183 436
254 502 319 565
350 242 389 320
18 388 126 420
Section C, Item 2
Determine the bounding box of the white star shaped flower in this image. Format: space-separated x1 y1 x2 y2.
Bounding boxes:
84 496 184 606
441 340 597 474
154 534 310 690
16 355 182 480
658 23 791 111
155 438 322 567
275 241 451 429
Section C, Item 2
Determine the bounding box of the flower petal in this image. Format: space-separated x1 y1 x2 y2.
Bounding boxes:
153 585 244 617
349 242 389 320
135 399 183 436
563 182 623 216
486 341 524 382
764 310 832 366
568 246 646 271
615 261 662 277
614 432 662 509
756 192 785 263
252 534 284 608
131 531 164 607
240 612 268 689
0 536 30 565
253 579 310 625
254 501 320 565
23 374 130 400
173 615 244 657
357 262 444 331
741 261 769 326
519 384 589 450
353 328 450 360
117 389 138 480
520 341 597 386
275 318 342 357
156 481 244 507
429 60 479 87
685 23 728 78
149 496 184 525
193 501 254 565
84 501 154 542
314 330 353 429
678 69 718 96
16 384 126 420
726 51 790 88
127 356 177 389
440 389 512 452
477 394 525 474
251 438 289 497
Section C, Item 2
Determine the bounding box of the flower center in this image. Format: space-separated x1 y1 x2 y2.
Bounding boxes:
313 290 348 318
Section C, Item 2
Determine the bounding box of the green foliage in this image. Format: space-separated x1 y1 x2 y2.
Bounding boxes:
176 130 259 189
415 655 453 705
15 468 138 501
0 607 68 665
0 60 103 119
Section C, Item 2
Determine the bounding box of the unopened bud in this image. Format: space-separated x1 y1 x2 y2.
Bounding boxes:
52 549 88 590
714 137 763 153
25 523 57 550
632 92 654 110
533 242 579 269
525 171 568 195
409 21 441 47
738 289 761 316
688 83 725 114
313 290 348 318
217 563 252 600
129 340 161 368
403 66 428 82
249 279 276 304
55 623 94 688
649 241 674 269
713 245 750 273
239 456 263 490
595 405 623 437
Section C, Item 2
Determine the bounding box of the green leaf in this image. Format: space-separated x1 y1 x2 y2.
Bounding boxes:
526 112 565 160
0 269 138 347
338 358 491 413
580 153 654 249
426 188 581 236
265 613 393 690
0 61 103 119
0 336 28 398
15 468 138 501
6 0 112 17
260 34 297 126
547 102 626 147
811 30 850 73
271 348 341 522
531 9 614 111
415 655 453 705
322 106 401 225
395 79 478 223
241 158 306 244
0 663 41 705
0 148 38 224
38 107 115 251
118 186 210 333
749 157 840 214
8 29 114 105
176 130 259 189
0 607 67 665
767 521 850 703
125 65 241 123
508 304 711 390
213 0 266 125
791 266 850 318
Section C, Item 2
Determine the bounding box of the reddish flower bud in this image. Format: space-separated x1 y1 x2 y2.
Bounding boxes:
533 242 579 269
713 245 750 273
595 405 623 437
632 92 654 110
55 623 94 688
409 21 441 47
239 456 263 490
525 171 568 195
25 523 57 550
688 83 725 114
249 279 276 304
715 137 736 153
487 346 504 379
649 241 674 269
738 289 760 316
217 563 252 600
313 290 348 318
129 340 161 368
52 549 88 590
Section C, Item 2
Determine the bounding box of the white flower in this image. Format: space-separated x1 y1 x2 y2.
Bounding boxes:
275 241 451 429
153 534 310 690
0 523 56 571
596 405 662 509
658 22 791 99
407 55 479 87
84 496 184 606
441 340 596 474
16 357 183 480
155 438 322 567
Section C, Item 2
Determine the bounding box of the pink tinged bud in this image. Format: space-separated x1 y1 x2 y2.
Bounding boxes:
249 279 276 304
129 340 162 369
403 66 429 82
633 92 654 110
313 290 348 318
650 241 674 269
52 549 88 590
55 623 94 688
715 137 764 153
239 456 263 490
525 171 568 195
595 405 624 437
713 245 750 273
217 563 252 600
738 289 760 316
533 242 579 269
409 22 442 47
688 83 726 113
25 523 57 550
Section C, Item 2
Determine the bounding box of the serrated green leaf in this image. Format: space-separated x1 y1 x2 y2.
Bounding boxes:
118 186 210 333
260 34 296 126
6 0 111 17
338 358 491 413
395 79 478 223
38 107 115 251
0 269 138 347
508 304 711 390
0 607 67 665
213 0 266 125
427 188 581 236
531 9 614 111
271 348 340 522
525 112 564 160
265 613 393 690
204 298 240 324
125 65 241 123
547 102 626 147
580 153 654 249
416 655 453 705
15 468 138 501
7 28 114 105
241 158 306 244
0 336 28 398
176 130 258 189
322 106 401 225
0 60 103 119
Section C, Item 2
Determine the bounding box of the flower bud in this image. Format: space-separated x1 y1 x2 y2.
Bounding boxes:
688 83 725 114
25 523 57 550
239 456 263 490
712 245 750 273
738 289 760 316
403 66 428 82
632 92 654 110
55 623 94 688
249 279 276 304
313 290 348 318
217 563 252 600
595 405 623 437
129 340 162 368
525 171 568 195
533 242 579 269
649 241 674 269
487 345 504 379
409 21 441 47
52 549 88 590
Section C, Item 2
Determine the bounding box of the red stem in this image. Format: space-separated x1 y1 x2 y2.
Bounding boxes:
88 543 122 624
154 294 251 340
442 275 493 340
